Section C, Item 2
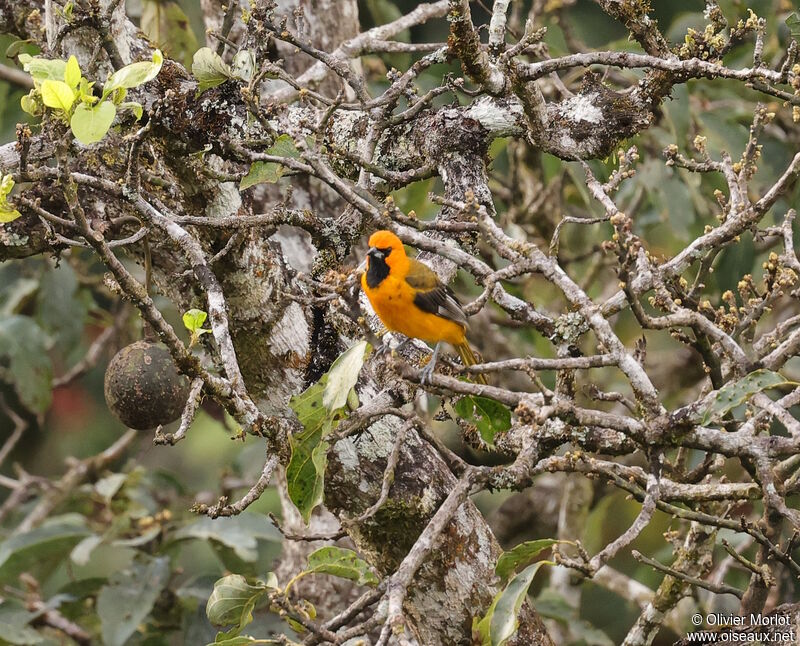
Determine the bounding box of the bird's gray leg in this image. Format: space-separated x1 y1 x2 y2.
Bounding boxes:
420 341 442 385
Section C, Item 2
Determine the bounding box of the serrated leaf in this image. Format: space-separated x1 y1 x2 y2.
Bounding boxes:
18 54 67 83
786 12 800 38
40 79 75 111
206 574 270 628
97 556 170 646
64 55 81 88
104 49 163 96
454 396 511 446
701 369 791 424
70 101 116 145
192 47 234 93
141 0 198 68
473 561 550 646
304 546 379 586
495 539 560 581
0 315 53 414
323 340 369 412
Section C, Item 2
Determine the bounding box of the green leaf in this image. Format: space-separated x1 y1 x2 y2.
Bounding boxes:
5 40 35 59
192 47 234 93
111 526 161 548
40 79 75 111
94 472 127 500
0 517 89 584
0 315 53 414
70 101 116 145
141 0 198 68
206 574 271 628
18 54 67 83
473 561 551 646
304 546 379 586
701 369 792 425
0 605 43 645
495 539 560 581
183 308 210 334
571 620 616 646
454 396 512 446
286 430 330 525
119 101 144 120
104 49 163 97
0 268 39 317
1 174 14 200
786 12 800 38
290 380 330 432
37 261 89 349
97 556 170 646
323 340 370 412
20 90 42 117
0 206 21 223
64 55 81 89
239 135 301 190
208 636 260 646
270 134 301 159
240 161 284 189
286 341 370 522
183 307 212 346
70 534 103 566
0 176 20 222
531 588 575 623
173 514 281 562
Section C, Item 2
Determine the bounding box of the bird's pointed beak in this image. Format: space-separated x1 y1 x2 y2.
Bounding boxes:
356 257 368 273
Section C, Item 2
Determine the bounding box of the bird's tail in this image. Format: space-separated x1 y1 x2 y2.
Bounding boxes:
456 342 488 385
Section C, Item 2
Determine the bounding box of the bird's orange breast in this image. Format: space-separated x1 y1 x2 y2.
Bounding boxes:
361 273 467 347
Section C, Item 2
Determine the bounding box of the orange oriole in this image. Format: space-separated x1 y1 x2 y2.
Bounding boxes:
360 230 487 385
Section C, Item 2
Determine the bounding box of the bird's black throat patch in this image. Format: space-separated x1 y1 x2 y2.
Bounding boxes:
366 254 390 288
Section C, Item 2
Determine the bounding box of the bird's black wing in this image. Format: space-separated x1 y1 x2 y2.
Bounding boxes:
405 258 468 329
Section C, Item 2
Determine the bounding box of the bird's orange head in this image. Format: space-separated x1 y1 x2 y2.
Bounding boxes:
364 230 407 288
